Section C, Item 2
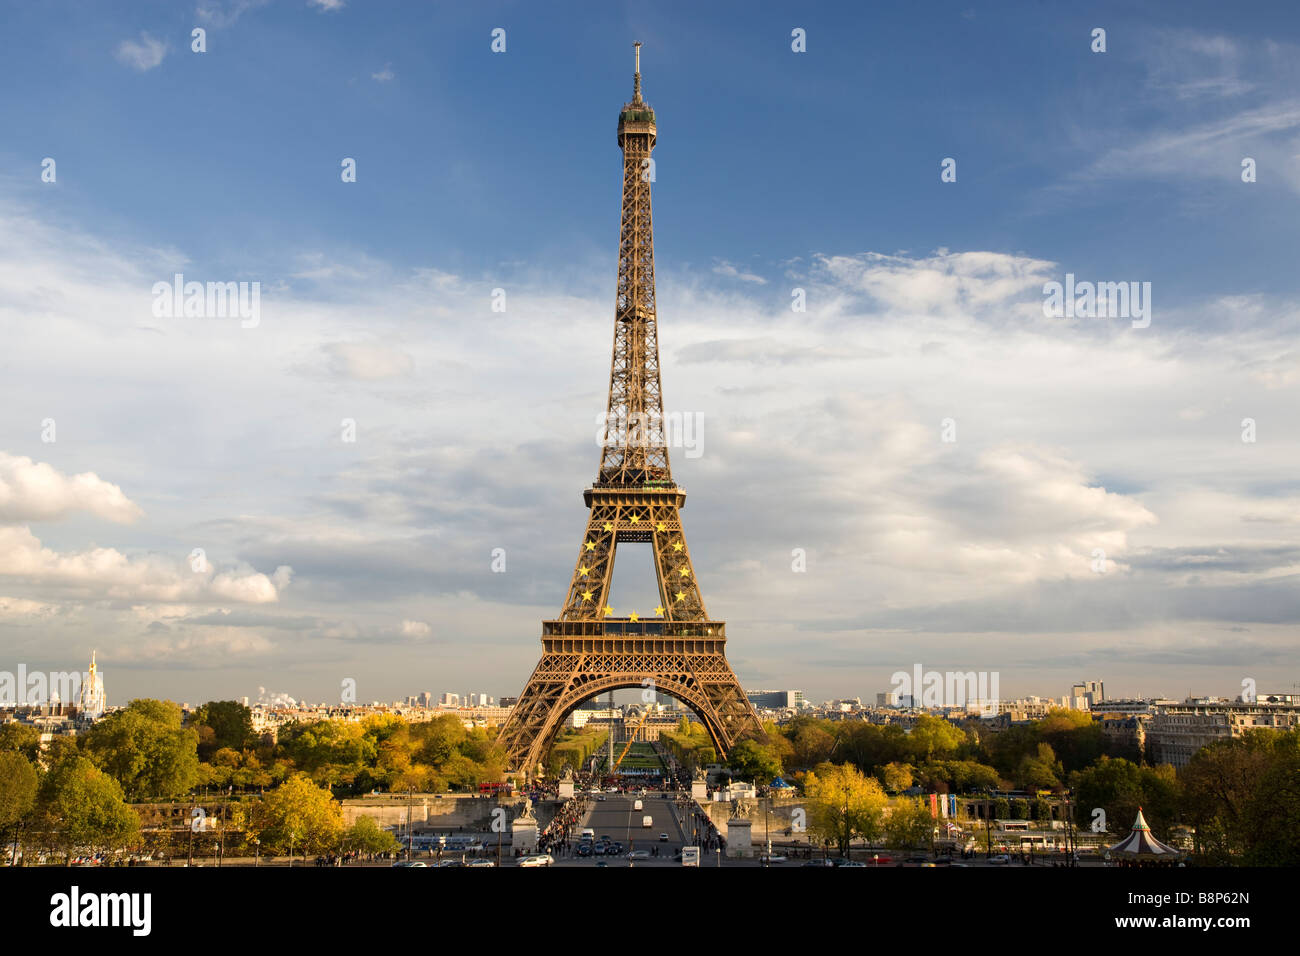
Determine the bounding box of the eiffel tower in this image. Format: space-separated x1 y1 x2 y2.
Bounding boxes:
497 44 763 778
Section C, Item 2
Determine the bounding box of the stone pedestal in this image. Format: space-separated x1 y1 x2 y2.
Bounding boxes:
691 778 708 801
726 818 753 858
557 779 574 800
512 819 538 854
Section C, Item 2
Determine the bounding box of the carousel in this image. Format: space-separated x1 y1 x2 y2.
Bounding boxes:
1104 807 1184 866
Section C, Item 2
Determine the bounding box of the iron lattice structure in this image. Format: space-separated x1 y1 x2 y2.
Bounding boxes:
498 46 764 777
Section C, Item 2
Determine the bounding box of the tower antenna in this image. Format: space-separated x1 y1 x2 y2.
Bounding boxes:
633 42 642 101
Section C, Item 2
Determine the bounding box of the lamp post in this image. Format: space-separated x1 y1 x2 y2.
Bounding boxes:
842 783 851 861
405 787 414 862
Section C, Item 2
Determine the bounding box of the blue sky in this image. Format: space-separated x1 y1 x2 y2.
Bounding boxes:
5 1 1299 297
1 1 1298 708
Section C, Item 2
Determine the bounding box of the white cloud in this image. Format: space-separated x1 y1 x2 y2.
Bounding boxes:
400 619 431 637
0 596 57 618
114 33 167 72
323 342 414 380
372 65 395 82
0 527 291 604
0 453 143 525
712 260 767 284
308 0 346 11
113 626 274 663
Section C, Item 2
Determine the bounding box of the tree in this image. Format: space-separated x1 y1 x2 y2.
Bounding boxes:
1015 743 1063 791
885 798 935 851
878 762 914 793
788 720 837 769
0 751 38 863
82 698 199 801
1071 756 1180 838
803 762 888 856
190 700 254 759
343 815 400 857
907 716 965 764
37 756 140 859
0 723 41 762
249 773 343 858
1181 729 1296 864
728 739 783 784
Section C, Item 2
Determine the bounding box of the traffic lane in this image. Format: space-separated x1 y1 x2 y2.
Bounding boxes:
581 795 684 850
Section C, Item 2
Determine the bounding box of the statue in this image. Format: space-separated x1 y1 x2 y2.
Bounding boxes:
518 796 536 821
729 796 755 819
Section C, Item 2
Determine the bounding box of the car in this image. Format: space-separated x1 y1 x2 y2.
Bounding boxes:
658 833 669 842
465 858 495 868
596 795 607 802
595 860 608 867
433 859 464 867
391 860 428 867
837 860 867 868
989 854 1011 865
518 854 554 867
801 859 835 867
760 854 787 865
627 849 650 859
576 844 593 857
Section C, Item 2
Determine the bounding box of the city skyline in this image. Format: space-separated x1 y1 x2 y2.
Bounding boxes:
2 3 1299 707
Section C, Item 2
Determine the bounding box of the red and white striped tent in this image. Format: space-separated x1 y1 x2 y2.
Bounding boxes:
1105 807 1182 860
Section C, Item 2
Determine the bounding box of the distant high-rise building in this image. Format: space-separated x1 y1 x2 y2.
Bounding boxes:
1071 680 1105 707
746 689 803 710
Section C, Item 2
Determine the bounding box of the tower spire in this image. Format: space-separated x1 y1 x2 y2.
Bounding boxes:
633 41 642 102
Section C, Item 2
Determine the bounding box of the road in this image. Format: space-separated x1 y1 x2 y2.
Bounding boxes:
549 791 701 867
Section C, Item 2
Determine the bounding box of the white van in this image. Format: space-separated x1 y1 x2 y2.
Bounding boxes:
633 799 644 811
580 828 595 841
642 815 653 828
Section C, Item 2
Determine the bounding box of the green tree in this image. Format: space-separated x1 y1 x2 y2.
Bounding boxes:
728 739 783 784
803 762 888 856
1071 756 1180 838
250 773 344 858
37 756 140 858
1015 743 1062 791
0 751 39 863
907 715 965 764
788 720 837 769
878 762 914 793
1180 729 1296 864
885 798 935 851
342 814 401 856
0 723 42 762
82 698 199 801
190 700 254 759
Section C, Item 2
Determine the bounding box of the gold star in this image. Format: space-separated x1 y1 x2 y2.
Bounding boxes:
629 513 640 524
581 590 593 601
603 605 615 616
603 522 614 533
655 522 666 532
585 540 595 551
679 568 691 578
675 591 685 602
578 565 589 577
629 612 639 622
654 605 665 616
